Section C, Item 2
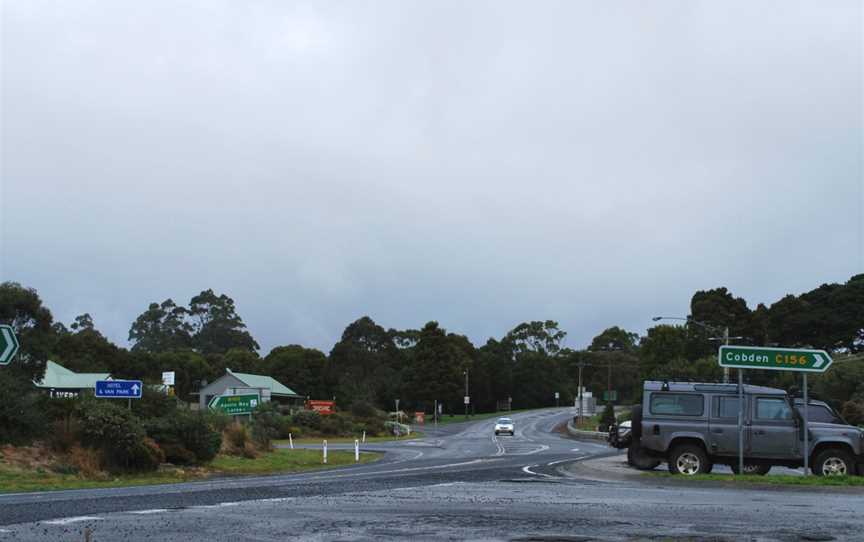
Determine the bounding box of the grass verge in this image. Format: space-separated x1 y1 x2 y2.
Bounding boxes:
646 472 864 487
0 449 380 494
273 433 422 446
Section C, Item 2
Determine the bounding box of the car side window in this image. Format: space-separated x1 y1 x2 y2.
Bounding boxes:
649 393 703 416
715 396 740 419
756 397 792 420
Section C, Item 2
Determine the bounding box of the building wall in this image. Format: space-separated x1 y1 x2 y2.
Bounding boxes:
198 373 248 410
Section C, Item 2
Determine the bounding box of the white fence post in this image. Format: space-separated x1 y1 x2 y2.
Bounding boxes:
362 430 366 444
288 433 294 449
323 440 328 464
354 439 360 462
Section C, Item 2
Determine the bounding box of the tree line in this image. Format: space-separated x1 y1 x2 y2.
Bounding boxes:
1 274 863 421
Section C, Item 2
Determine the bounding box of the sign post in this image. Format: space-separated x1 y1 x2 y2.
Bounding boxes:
95 380 143 399
719 345 833 476
0 325 20 366
208 393 260 415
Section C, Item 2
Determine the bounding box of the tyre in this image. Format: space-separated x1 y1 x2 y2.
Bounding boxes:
812 448 855 477
627 441 661 471
731 462 771 476
495 431 499 436
630 404 643 440
668 444 711 476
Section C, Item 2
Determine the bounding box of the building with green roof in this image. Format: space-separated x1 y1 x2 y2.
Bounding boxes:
34 360 111 398
197 368 303 411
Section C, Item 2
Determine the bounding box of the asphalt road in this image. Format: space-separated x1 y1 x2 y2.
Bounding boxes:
1 408 862 541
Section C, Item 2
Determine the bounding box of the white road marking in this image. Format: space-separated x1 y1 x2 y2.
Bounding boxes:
520 464 553 478
129 509 168 515
44 516 103 525
571 448 580 452
547 456 587 466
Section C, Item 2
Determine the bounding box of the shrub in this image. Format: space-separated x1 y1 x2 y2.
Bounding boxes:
250 402 282 450
133 387 178 420
77 400 163 472
143 410 222 465
350 400 377 419
222 423 258 458
292 410 322 430
0 371 49 445
320 412 353 436
202 410 233 433
841 400 864 426
384 421 410 436
600 403 616 431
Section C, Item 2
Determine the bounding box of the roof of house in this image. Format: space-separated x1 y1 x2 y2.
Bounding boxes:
34 360 110 390
227 369 302 397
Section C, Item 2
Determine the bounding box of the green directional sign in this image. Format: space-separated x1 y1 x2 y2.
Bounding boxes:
719 345 832 373
0 325 20 366
208 393 260 415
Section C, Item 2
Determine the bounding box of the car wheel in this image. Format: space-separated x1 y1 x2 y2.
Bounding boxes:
813 448 854 477
495 431 499 436
668 444 711 476
731 463 771 476
627 441 661 471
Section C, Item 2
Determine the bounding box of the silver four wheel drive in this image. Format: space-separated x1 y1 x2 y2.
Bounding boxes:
610 381 864 476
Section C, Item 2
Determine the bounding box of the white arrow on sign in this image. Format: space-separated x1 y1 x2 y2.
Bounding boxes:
131 384 140 394
0 326 18 363
813 353 827 369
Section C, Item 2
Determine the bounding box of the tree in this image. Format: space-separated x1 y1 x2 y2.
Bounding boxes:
265 345 327 399
188 289 259 354
639 325 688 378
403 322 473 411
588 327 638 353
153 351 211 401
0 282 55 381
53 315 125 374
504 321 566 357
128 299 193 353
327 316 400 407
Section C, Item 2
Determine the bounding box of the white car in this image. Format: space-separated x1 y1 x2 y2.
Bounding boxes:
494 417 515 436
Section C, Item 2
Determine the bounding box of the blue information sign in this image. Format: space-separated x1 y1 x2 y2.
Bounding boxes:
95 380 143 399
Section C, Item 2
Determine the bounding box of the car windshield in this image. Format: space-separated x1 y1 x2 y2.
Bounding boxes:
497 418 513 424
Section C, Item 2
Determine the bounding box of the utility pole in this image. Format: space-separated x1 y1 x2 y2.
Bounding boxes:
577 361 586 424
723 326 730 383
464 369 469 418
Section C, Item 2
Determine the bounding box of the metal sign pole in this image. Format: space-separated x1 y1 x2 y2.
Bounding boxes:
803 374 809 476
738 369 744 475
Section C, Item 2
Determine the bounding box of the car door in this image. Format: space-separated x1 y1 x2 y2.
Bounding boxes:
750 396 799 459
709 395 745 456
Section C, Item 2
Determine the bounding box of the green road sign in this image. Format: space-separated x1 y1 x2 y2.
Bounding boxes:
603 390 618 401
208 394 260 415
0 325 20 366
719 345 832 373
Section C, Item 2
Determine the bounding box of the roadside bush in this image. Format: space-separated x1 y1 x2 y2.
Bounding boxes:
143 410 222 465
320 412 353 436
600 403 615 431
202 409 233 433
222 423 257 458
250 402 282 450
0 371 49 445
841 400 864 426
133 387 178 420
292 410 322 430
350 400 377 419
77 399 164 472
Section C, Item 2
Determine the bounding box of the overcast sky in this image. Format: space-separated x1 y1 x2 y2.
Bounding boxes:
2 1 862 354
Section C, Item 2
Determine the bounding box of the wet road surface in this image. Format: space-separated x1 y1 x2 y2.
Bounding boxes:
1 408 862 541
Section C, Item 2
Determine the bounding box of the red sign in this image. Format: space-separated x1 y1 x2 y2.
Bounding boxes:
306 400 335 415
414 411 425 424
